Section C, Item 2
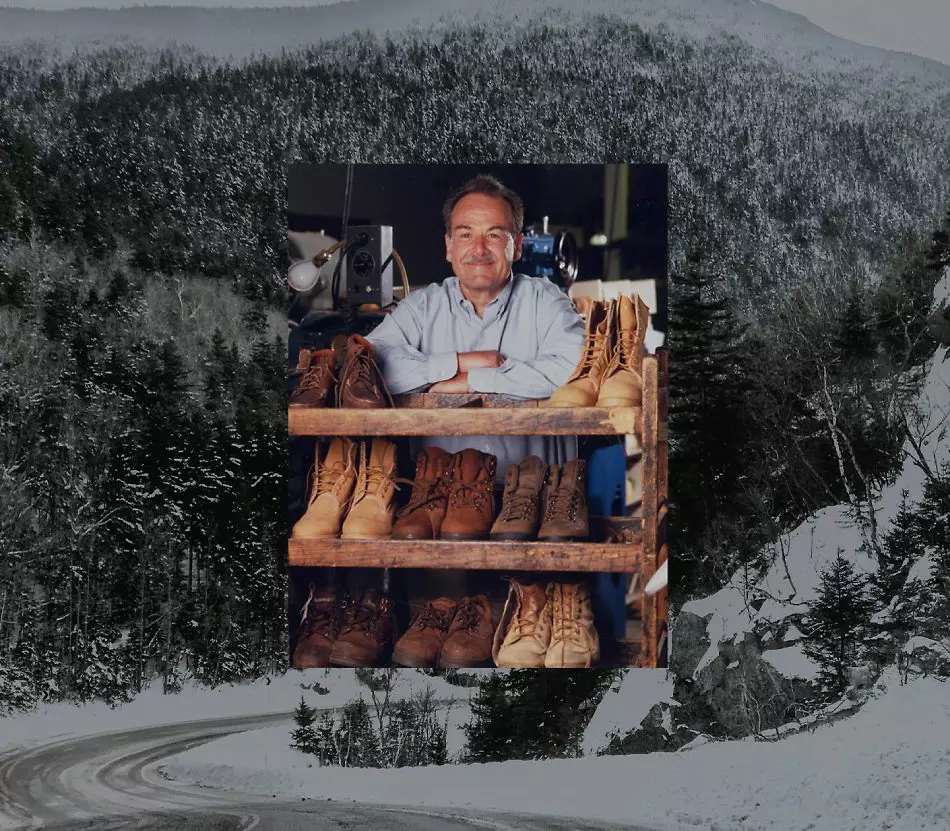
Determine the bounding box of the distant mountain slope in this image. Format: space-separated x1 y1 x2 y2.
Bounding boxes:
1 0 949 92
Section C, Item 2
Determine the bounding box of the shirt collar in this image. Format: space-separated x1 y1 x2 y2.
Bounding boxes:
448 273 516 321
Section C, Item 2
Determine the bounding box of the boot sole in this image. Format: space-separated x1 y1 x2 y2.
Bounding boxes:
489 532 534 542
340 531 391 540
595 398 641 408
537 535 589 543
441 532 489 541
329 647 385 667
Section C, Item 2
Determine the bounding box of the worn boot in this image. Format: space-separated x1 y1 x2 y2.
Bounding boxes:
537 459 589 542
440 450 497 541
545 581 600 669
596 294 650 408
392 597 457 667
337 335 392 408
490 456 547 541
340 439 398 540
492 579 552 668
544 300 612 407
392 447 453 540
329 589 395 667
439 595 495 668
291 585 340 669
291 438 357 538
289 348 337 408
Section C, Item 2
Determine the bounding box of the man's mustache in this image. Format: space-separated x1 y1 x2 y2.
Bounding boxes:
464 255 495 264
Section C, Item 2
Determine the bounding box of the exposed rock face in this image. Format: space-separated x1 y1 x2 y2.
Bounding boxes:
670 610 711 679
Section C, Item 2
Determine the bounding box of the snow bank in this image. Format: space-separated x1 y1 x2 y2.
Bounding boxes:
0 670 471 756
161 669 950 830
761 645 820 681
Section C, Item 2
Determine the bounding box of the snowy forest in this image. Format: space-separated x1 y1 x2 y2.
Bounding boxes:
1 11 949 750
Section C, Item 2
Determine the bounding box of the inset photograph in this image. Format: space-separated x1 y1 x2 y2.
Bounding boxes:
286 164 668 669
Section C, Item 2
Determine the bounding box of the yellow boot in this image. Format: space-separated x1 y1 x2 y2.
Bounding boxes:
596 294 650 408
291 438 357 538
341 439 397 540
545 299 613 407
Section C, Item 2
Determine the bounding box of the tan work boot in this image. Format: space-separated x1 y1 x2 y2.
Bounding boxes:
439 595 495 668
392 447 453 540
545 581 600 668
340 439 397 539
337 335 393 409
291 438 357 538
392 597 457 667
440 449 497 541
545 300 612 407
291 585 340 669
596 294 650 408
289 347 336 408
490 456 547 541
329 589 395 667
537 459 589 542
492 579 552 668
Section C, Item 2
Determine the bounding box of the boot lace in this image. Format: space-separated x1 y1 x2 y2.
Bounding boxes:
449 478 493 510
550 584 582 642
299 584 338 637
506 582 543 639
395 469 445 517
452 598 484 633
543 489 582 523
411 602 453 632
343 594 388 635
294 362 334 393
343 350 394 406
502 491 539 522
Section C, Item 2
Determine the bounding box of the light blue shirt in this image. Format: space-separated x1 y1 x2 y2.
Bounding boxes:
366 273 585 481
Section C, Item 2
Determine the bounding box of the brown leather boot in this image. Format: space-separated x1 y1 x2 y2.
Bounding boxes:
337 335 392 409
340 439 397 540
289 348 337 408
291 438 357 538
492 579 552 668
329 589 395 667
545 581 600 668
490 456 547 541
544 300 612 407
291 585 340 669
392 597 457 667
441 449 497 541
439 595 494 668
537 459 589 542
392 447 453 540
596 294 650 407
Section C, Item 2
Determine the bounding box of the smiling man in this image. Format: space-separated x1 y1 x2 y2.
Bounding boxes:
366 173 585 479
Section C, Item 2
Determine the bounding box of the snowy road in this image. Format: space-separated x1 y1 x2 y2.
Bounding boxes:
0 713 640 830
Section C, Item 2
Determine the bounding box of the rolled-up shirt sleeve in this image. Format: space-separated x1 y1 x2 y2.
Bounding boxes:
366 294 458 394
467 288 584 399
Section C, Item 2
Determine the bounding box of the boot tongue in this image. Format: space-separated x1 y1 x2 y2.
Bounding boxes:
458 449 486 482
296 348 311 371
520 456 546 488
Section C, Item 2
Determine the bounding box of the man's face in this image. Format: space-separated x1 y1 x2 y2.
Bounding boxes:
445 193 523 294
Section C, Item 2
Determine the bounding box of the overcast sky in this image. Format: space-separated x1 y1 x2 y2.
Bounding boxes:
3 0 949 67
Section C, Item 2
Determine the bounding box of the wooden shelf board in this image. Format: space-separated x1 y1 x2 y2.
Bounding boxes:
288 538 642 572
288 406 641 436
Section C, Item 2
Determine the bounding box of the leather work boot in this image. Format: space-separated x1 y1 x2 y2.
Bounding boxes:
291 585 340 669
291 438 357 538
329 589 395 667
545 581 600 669
337 335 392 408
391 447 454 540
440 449 497 541
289 347 336 408
537 459 589 542
596 294 650 408
492 579 552 668
341 439 398 539
544 299 612 407
490 456 547 541
392 597 457 667
439 595 495 668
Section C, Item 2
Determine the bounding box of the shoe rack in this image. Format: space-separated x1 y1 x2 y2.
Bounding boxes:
288 349 669 668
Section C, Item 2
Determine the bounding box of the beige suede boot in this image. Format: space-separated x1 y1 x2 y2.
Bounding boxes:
545 299 612 407
291 438 357 538
596 294 650 408
492 578 552 668
544 581 600 668
340 439 397 539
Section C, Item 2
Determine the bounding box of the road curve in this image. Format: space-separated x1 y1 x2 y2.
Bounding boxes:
0 713 642 830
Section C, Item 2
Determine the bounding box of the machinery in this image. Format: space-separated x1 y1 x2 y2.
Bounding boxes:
519 216 580 292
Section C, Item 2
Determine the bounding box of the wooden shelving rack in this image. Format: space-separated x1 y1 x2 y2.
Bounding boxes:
288 349 669 667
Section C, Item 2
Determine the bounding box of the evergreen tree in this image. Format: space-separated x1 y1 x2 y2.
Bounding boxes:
290 696 319 755
463 673 513 762
802 552 876 696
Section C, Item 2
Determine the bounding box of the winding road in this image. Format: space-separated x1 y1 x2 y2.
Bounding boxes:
0 713 641 830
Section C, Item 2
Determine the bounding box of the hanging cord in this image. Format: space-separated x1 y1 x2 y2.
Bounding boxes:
341 163 354 242
379 248 411 301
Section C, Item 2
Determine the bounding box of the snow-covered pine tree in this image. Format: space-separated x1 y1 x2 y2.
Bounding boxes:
803 551 876 696
290 696 318 756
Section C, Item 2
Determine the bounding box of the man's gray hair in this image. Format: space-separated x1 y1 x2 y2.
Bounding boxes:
443 174 524 235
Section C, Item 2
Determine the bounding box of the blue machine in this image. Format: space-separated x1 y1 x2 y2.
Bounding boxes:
519 217 579 292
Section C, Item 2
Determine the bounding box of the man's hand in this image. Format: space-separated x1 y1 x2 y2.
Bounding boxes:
429 371 470 393
458 351 504 371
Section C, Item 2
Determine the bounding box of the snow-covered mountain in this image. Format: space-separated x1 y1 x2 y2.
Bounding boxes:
1 0 949 92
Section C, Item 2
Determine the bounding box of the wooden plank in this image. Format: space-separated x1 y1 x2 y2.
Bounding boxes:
639 354 660 669
288 538 642 572
393 393 540 409
289 406 641 436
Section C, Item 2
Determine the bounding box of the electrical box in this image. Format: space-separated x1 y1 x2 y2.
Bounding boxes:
344 225 393 308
